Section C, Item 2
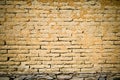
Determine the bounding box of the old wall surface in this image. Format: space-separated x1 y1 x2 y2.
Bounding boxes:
0 0 120 80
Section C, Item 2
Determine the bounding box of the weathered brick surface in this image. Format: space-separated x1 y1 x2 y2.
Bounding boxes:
0 0 120 79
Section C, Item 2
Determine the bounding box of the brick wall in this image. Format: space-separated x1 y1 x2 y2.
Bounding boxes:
0 0 120 80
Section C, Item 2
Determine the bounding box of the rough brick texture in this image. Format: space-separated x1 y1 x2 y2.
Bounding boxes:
0 0 120 79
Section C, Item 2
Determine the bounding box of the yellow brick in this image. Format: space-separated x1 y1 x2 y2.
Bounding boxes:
73 57 89 61
10 57 29 61
39 68 59 73
38 37 58 41
7 17 29 22
30 65 50 69
101 67 120 73
7 8 28 13
6 40 49 45
61 53 78 57
30 50 50 54
0 66 8 69
0 62 20 65
51 65 64 68
17 69 38 74
49 42 70 46
8 50 28 54
41 45 63 49
0 69 16 72
51 49 71 53
102 36 118 41
31 57 51 61
114 41 120 45
72 64 93 68
0 54 17 57
7 45 40 50
80 68 97 73
67 45 81 49
59 37 79 41
27 53 38 57
0 50 7 54
60 68 80 73
73 49 93 53
30 50 51 57
0 57 8 61
52 57 73 61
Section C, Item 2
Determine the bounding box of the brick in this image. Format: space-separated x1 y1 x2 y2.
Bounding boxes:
49 42 70 46
39 68 59 73
0 50 7 54
57 22 78 26
72 64 93 68
7 8 28 13
72 41 83 45
6 40 48 45
53 18 73 22
103 45 118 49
39 53 60 57
30 50 50 54
73 49 93 53
27 53 39 57
30 65 50 69
18 68 38 73
44 61 75 65
9 57 29 61
106 59 120 64
101 67 120 73
0 5 14 9
102 36 118 41
0 57 8 61
80 68 97 73
8 50 28 54
7 45 40 50
38 37 58 41
31 57 51 61
0 54 17 57
51 49 71 53
52 57 73 61
59 37 79 41
51 64 70 68
29 50 50 57
61 53 78 57
114 41 120 45
0 68 17 73
60 68 80 73
73 57 89 62
41 45 64 49
103 41 113 44
8 18 29 22
0 62 20 66
22 61 42 65
6 13 15 18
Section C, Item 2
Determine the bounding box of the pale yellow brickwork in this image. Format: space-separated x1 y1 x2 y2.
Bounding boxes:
0 0 120 74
